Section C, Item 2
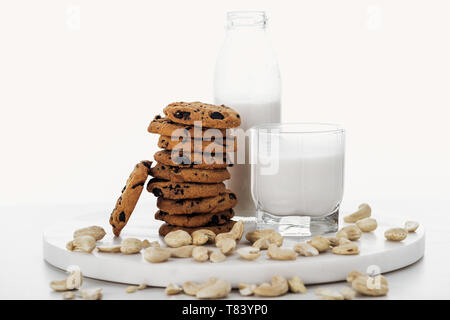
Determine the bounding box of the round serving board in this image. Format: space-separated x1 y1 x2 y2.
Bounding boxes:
43 212 425 287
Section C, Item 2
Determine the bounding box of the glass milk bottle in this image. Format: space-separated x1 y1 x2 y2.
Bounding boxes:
214 11 281 219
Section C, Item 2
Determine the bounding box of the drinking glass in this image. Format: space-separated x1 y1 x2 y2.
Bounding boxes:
250 123 345 236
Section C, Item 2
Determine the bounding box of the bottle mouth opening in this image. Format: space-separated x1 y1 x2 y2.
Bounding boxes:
227 11 267 28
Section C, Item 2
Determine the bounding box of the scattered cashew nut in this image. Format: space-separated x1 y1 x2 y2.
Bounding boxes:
293 242 319 257
165 283 182 295
288 276 307 294
66 235 96 253
238 283 257 296
170 245 195 258
336 225 362 241
254 275 289 297
332 241 360 255
192 229 216 245
209 249 227 263
143 247 171 263
404 221 419 233
343 203 371 223
384 228 407 241
196 279 231 299
192 246 209 262
356 218 378 232
164 230 192 248
237 247 261 261
267 244 297 260
73 226 106 241
80 287 103 300
216 237 236 255
307 236 330 252
120 238 143 254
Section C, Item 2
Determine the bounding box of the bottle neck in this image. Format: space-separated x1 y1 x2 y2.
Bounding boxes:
226 11 267 30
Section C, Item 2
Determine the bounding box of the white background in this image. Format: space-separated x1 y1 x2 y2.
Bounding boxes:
1 0 449 207
0 0 449 300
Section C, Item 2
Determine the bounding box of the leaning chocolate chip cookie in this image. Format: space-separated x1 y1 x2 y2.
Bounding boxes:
147 178 226 199
157 190 237 214
158 135 236 153
158 220 236 236
155 209 235 228
109 160 152 237
163 102 241 128
154 150 231 170
148 116 228 139
150 162 230 184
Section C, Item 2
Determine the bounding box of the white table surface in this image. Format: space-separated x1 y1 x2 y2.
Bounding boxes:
1 197 449 300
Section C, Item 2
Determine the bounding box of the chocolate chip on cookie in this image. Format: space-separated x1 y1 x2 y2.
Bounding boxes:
163 102 241 129
154 150 232 170
157 135 236 153
148 116 229 139
150 162 230 184
147 178 226 200
109 160 152 236
156 190 237 214
155 209 235 228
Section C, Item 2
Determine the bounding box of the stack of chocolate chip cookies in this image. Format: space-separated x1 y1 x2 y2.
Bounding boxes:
147 102 241 236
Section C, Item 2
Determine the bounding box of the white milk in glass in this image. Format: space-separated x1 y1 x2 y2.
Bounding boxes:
255 152 344 217
214 12 281 218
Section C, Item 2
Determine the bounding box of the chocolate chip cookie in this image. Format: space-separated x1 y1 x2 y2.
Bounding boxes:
158 135 236 153
163 102 241 128
155 209 235 228
154 150 232 170
158 220 236 236
157 190 237 214
150 162 230 184
109 160 152 236
148 116 228 139
147 178 226 199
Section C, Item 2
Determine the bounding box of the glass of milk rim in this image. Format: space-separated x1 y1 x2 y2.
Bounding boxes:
249 123 345 237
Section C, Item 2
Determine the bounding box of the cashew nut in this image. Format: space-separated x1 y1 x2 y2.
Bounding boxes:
50 280 69 292
141 239 159 249
230 220 244 242
196 279 231 299
343 203 371 223
254 275 289 297
332 241 360 255
293 242 319 256
73 226 106 241
288 276 307 294
209 249 227 263
120 238 143 254
246 229 283 247
267 244 297 260
346 270 366 283
237 247 261 261
351 274 389 296
252 238 270 250
183 278 217 296
315 288 344 300
164 230 192 248
336 225 362 241
216 237 236 255
126 286 138 293
327 237 339 247
384 228 407 241
170 245 195 258
192 229 216 245
238 283 257 296
143 247 171 263
192 246 209 262
307 236 330 252
404 221 419 233
65 266 83 290
356 218 378 232
66 235 96 253
165 283 182 295
97 245 121 253
80 287 103 300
